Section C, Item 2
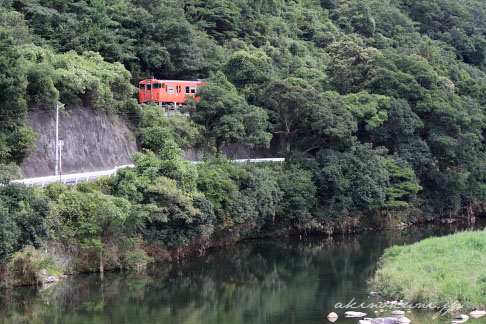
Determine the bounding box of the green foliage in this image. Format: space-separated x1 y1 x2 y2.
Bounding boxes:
3 0 486 268
325 40 380 94
25 62 59 108
383 159 423 208
186 0 241 42
0 184 50 265
230 164 282 228
261 80 319 155
186 81 271 150
223 50 273 90
372 231 486 310
0 201 19 265
276 166 316 222
314 143 389 219
138 105 203 151
0 28 36 164
197 161 238 224
332 0 376 37
342 91 391 131
0 163 20 184
20 44 135 111
197 160 282 234
6 246 62 286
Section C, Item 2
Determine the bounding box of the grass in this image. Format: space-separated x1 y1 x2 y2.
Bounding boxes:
6 246 64 286
371 230 486 311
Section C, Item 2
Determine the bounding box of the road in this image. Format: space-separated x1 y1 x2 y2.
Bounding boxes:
11 158 285 187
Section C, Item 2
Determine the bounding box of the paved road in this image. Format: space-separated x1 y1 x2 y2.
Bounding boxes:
11 158 285 187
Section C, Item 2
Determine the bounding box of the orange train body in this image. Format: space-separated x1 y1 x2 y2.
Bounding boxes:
138 79 204 105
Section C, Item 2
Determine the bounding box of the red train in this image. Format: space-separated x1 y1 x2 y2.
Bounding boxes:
138 79 204 107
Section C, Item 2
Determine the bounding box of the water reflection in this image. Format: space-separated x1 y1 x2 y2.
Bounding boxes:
1 222 485 324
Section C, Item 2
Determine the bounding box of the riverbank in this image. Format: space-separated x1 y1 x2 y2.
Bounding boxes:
1 215 482 288
2 224 485 324
371 230 486 311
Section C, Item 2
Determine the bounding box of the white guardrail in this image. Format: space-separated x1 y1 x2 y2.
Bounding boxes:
11 158 285 187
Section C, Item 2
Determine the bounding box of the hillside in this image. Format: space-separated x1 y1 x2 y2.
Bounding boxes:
1 0 486 277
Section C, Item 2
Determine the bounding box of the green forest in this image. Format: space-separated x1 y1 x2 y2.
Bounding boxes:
1 0 486 283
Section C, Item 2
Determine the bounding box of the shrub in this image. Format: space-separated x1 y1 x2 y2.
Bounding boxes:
6 246 63 286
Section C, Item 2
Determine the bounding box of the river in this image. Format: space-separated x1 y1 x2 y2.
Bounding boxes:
1 222 485 324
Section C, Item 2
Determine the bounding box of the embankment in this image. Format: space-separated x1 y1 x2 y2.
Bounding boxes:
21 106 138 178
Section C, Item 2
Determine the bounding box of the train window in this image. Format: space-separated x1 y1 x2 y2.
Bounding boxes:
191 86 196 93
153 84 161 89
176 86 181 93
146 84 152 90
139 84 144 89
185 86 190 94
168 86 174 94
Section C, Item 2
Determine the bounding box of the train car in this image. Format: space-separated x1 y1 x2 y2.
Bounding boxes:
138 79 204 106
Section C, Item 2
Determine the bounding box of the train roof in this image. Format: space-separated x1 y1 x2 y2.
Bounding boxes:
139 79 204 83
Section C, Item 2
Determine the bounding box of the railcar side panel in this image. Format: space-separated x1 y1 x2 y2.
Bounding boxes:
139 79 204 104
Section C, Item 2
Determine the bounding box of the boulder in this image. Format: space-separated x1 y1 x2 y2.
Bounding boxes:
327 312 338 322
370 317 398 324
396 317 411 323
452 314 469 324
391 310 405 316
345 311 367 317
370 291 381 296
358 321 372 324
470 310 486 318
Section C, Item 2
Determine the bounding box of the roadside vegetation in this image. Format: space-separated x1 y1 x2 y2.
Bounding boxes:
371 230 486 311
1 0 486 284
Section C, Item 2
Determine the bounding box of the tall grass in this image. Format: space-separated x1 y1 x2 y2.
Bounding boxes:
371 230 486 311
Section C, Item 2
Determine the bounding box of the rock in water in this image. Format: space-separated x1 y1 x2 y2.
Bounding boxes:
391 310 405 316
370 317 398 324
345 311 367 317
470 310 486 318
452 314 469 324
327 312 338 322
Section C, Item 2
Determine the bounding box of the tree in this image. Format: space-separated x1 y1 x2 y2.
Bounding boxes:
325 40 379 94
261 80 319 156
0 163 20 184
223 51 272 87
332 0 376 37
0 30 35 163
383 158 422 209
186 80 271 152
0 201 19 265
185 0 241 43
314 143 389 218
276 166 316 224
0 184 50 264
297 91 356 153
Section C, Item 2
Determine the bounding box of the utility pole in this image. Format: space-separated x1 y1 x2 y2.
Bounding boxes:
55 104 59 176
59 140 64 182
55 103 65 176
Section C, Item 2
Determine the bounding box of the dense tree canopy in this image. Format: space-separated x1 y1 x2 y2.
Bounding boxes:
3 0 486 270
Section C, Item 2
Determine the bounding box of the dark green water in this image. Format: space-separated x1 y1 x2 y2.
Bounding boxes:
1 222 486 324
